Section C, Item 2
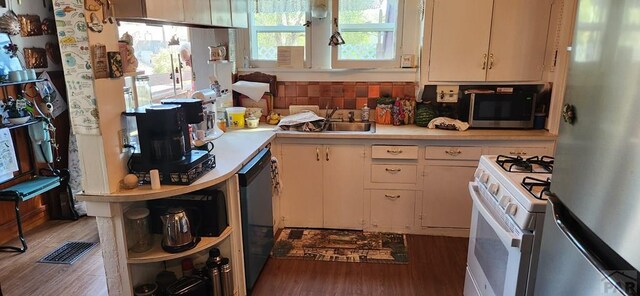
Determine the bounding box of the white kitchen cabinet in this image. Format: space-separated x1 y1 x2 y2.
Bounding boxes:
427 0 552 82
370 190 415 232
422 164 476 228
184 0 212 25
280 144 324 228
322 145 365 230
145 0 185 22
231 0 248 28
211 0 233 27
280 143 364 230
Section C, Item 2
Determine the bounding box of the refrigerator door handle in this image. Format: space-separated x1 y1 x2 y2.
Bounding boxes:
547 193 637 296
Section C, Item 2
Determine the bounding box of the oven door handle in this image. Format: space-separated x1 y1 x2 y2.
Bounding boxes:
469 182 523 249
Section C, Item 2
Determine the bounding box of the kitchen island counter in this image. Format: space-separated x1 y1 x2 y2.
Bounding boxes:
77 129 275 202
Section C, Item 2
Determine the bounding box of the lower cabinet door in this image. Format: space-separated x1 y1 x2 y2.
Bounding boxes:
323 145 365 230
422 165 476 228
370 190 415 231
280 144 323 228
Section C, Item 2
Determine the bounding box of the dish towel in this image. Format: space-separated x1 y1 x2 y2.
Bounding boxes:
427 117 470 131
232 81 270 102
276 111 326 132
270 156 283 196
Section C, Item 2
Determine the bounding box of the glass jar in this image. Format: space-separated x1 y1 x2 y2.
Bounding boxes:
123 87 134 111
125 208 152 253
135 76 152 107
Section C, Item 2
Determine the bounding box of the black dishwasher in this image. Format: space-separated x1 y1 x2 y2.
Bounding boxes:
237 147 273 293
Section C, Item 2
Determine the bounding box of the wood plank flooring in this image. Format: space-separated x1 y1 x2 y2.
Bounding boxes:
252 235 469 296
0 217 107 296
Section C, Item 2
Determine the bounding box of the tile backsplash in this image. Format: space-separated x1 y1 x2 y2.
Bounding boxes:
273 81 417 109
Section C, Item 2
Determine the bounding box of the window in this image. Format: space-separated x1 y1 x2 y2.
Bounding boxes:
248 0 310 66
244 0 404 69
117 22 192 103
334 0 400 65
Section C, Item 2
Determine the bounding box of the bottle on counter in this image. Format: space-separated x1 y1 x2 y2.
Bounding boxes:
361 104 370 122
207 261 223 296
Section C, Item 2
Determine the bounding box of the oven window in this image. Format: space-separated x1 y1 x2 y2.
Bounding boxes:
473 94 534 121
474 213 508 296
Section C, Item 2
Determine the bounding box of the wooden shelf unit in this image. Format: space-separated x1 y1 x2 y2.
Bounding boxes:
127 226 232 264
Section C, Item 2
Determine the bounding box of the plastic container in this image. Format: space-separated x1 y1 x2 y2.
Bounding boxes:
226 107 246 128
246 117 259 128
135 76 152 106
125 208 152 253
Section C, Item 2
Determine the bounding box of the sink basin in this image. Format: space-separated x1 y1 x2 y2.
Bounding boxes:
326 122 375 132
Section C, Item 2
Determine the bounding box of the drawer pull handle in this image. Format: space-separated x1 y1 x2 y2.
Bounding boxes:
385 194 401 199
445 150 462 156
316 148 320 161
385 168 402 173
387 149 403 155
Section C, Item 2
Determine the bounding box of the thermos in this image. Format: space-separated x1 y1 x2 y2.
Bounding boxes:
220 258 233 296
207 261 222 296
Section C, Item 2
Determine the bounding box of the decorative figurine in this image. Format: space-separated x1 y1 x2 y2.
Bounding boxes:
119 32 138 73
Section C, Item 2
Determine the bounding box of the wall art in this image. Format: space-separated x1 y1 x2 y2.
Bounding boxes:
91 44 107 79
24 47 47 68
107 51 122 78
18 14 43 37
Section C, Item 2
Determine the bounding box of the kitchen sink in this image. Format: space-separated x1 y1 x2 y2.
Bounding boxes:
326 122 375 132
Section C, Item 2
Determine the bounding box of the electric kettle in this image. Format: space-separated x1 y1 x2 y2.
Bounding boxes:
160 208 200 253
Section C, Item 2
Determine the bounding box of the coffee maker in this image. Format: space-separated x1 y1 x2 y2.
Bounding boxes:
125 102 212 184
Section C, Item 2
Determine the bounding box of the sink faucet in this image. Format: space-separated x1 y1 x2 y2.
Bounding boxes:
322 105 339 130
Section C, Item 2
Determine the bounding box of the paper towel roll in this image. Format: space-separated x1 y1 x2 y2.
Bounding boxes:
232 81 270 102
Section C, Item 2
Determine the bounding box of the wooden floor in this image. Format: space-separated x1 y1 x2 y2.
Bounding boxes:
0 220 467 296
252 235 469 296
0 217 107 296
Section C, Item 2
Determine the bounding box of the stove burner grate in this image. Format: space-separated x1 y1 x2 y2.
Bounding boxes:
496 155 532 172
525 156 554 173
521 176 551 200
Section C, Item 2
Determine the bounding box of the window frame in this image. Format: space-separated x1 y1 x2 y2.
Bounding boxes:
331 0 405 69
247 3 312 68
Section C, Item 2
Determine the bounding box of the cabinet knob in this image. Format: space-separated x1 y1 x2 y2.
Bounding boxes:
385 168 402 174
482 53 487 70
316 147 320 161
385 194 400 199
488 53 495 69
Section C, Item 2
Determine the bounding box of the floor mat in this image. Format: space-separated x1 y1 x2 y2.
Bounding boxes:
272 228 408 264
37 241 97 265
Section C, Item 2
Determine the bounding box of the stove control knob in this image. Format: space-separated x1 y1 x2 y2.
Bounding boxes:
488 183 500 195
474 169 484 179
499 195 510 208
506 203 518 216
480 173 490 184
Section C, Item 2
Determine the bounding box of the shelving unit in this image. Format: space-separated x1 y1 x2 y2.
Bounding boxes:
0 79 45 99
127 226 232 264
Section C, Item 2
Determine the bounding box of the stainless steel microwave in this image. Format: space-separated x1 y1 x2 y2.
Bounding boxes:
467 89 536 128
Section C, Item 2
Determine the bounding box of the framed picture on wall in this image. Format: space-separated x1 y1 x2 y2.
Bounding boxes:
0 33 23 77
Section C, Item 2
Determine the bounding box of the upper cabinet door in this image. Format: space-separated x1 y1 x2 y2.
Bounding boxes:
145 0 185 22
428 0 493 82
184 0 212 25
486 0 552 81
210 0 233 27
231 0 248 28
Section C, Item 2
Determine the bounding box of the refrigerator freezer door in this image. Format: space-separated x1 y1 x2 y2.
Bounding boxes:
551 0 640 271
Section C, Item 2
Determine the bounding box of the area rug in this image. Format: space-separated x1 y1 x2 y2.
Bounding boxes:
272 228 408 264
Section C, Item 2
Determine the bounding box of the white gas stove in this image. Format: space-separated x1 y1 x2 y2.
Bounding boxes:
465 155 553 296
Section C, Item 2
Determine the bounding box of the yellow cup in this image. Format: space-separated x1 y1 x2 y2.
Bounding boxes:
226 107 246 128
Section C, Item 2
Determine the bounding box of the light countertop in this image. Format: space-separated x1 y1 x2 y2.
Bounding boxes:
78 124 555 202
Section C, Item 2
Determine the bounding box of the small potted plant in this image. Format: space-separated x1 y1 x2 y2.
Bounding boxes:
1 96 33 124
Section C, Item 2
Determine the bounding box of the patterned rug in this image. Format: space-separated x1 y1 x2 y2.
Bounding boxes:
272 228 408 264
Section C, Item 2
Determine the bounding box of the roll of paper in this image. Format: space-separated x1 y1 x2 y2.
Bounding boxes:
150 169 161 190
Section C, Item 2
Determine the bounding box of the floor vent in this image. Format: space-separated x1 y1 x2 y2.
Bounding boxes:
37 241 97 265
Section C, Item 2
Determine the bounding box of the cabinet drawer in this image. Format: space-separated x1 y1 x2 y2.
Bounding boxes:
487 146 549 157
425 146 482 160
371 164 417 184
371 145 418 159
370 190 415 230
